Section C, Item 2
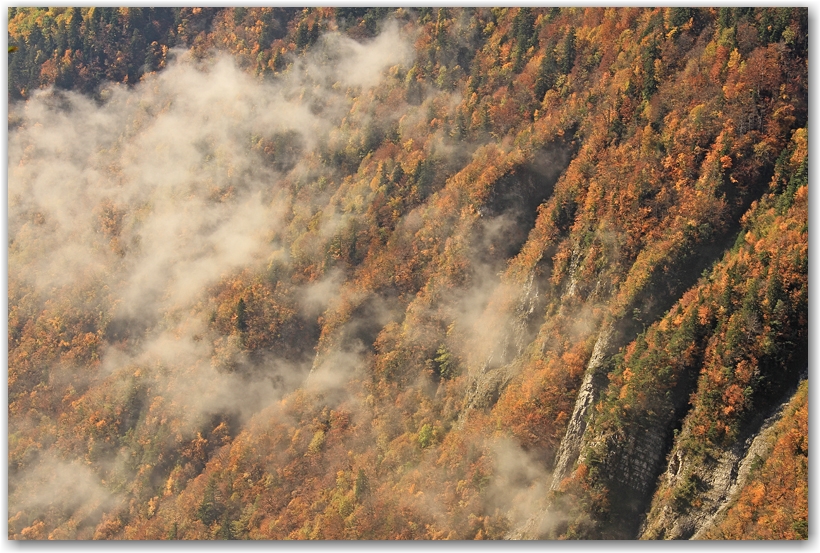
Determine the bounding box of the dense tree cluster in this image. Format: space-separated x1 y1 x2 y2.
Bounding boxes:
8 7 807 540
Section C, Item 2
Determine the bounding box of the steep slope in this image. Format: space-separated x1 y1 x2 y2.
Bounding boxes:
7 7 808 540
529 130 808 539
695 379 808 540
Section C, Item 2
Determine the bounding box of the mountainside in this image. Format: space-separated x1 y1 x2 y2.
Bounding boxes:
7 7 808 540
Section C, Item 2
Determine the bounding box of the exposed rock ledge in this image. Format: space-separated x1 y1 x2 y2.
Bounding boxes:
548 322 613 491
639 372 807 540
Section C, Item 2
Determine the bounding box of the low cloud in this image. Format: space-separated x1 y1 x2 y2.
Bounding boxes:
486 437 551 529
8 454 121 532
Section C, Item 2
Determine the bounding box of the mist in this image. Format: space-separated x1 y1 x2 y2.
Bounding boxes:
9 16 417 396
7 21 421 529
8 13 558 539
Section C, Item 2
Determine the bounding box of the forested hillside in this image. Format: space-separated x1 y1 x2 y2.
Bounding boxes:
8 7 808 540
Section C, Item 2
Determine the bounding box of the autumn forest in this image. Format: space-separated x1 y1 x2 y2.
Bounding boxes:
7 7 808 540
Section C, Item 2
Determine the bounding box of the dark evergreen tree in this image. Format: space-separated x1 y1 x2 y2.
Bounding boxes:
127 29 146 82
668 7 692 28
559 26 576 74
66 7 81 51
236 298 248 332
534 46 558 102
197 477 222 526
295 19 310 50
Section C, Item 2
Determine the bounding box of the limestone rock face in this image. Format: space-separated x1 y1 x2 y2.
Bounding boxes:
640 378 804 540
549 323 614 491
609 428 667 496
462 268 546 417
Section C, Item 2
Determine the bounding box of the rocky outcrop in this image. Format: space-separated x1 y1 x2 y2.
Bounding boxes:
607 427 668 496
639 373 807 540
462 269 546 416
463 365 517 411
692 374 808 540
548 322 613 491
507 323 617 539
